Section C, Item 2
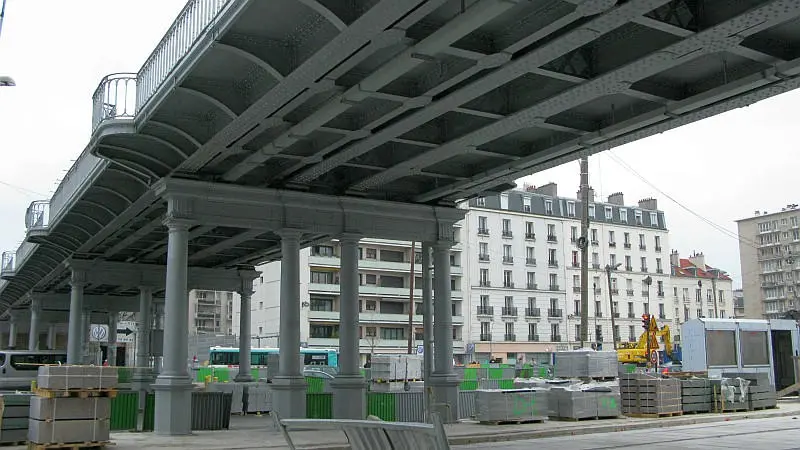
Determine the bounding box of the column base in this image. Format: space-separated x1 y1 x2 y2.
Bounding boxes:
233 369 253 382
152 374 193 435
428 373 460 423
331 375 366 419
271 376 307 419
131 369 156 392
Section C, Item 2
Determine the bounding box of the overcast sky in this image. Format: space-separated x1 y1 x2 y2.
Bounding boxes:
1 1 798 289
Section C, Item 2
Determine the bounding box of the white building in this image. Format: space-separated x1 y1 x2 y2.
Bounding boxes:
188 289 237 335
669 251 735 322
464 184 670 362
249 237 465 362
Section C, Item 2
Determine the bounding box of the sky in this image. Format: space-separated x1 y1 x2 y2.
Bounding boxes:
1 1 799 289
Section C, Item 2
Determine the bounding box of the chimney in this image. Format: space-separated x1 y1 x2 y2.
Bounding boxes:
607 192 624 206
688 252 706 270
535 182 558 197
638 197 658 210
576 187 595 202
670 250 680 268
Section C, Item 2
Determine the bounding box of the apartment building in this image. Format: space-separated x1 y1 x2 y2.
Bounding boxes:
465 184 670 361
250 237 465 361
188 290 237 335
736 205 800 319
670 251 734 325
733 289 745 318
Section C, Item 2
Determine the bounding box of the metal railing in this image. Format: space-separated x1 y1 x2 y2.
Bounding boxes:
136 0 233 114
92 73 137 132
25 200 50 230
1 252 15 275
501 307 518 317
525 307 540 317
476 306 494 316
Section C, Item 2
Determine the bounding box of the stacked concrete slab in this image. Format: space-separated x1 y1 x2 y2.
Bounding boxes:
620 374 682 416
723 372 777 410
28 366 117 446
554 351 617 379
680 378 713 413
475 389 549 424
549 387 621 420
370 355 423 381
0 393 33 444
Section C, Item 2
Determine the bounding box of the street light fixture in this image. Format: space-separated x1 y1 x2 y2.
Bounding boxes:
0 76 14 87
605 263 622 349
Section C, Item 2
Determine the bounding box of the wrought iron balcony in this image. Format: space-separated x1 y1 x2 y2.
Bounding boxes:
548 260 559 268
642 290 650 297
525 308 540 318
92 73 137 132
551 334 562 342
547 235 557 243
594 288 602 294
592 263 600 269
627 289 634 296
479 253 490 261
478 228 490 236
526 257 537 266
655 246 662 252
480 333 492 341
659 314 667 319
573 286 581 293
479 280 491 287
503 256 514 264
525 232 536 240
547 283 560 291
639 245 647 250
628 313 636 318
572 261 580 268
609 242 616 248
501 307 518 317
504 333 517 342
624 243 631 249
628 335 636 342
527 283 538 290
548 308 562 318
611 288 619 295
476 306 494 316
591 240 599 246
528 334 539 341
641 266 648 272
657 291 665 297
595 312 603 318
504 282 514 288
502 230 513 238
613 312 620 318
625 265 633 271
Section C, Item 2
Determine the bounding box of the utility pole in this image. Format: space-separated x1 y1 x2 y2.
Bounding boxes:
711 273 719 319
407 241 416 354
606 264 621 350
579 157 590 348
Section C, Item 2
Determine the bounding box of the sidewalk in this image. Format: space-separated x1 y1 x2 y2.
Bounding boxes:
22 399 800 450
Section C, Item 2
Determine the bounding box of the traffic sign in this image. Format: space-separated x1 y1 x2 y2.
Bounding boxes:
116 321 137 344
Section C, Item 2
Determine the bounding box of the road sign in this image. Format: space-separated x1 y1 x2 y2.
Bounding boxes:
416 345 424 354
116 321 137 344
89 325 108 342
465 343 475 353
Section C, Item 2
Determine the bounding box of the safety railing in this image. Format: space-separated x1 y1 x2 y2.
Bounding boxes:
136 0 232 114
1 252 15 276
25 200 50 231
91 73 137 132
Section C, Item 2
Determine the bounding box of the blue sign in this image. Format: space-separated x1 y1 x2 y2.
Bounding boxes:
466 343 475 353
416 345 424 354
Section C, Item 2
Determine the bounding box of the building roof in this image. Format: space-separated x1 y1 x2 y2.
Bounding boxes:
672 258 732 281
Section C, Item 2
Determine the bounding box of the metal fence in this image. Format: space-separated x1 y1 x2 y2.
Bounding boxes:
91 73 137 132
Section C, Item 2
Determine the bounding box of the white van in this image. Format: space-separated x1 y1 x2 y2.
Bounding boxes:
0 350 67 390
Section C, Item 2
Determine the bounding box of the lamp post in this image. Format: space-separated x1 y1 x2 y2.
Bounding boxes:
592 282 598 349
605 263 622 350
643 275 653 368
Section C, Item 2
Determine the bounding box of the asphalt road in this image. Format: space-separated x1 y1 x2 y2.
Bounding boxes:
456 416 800 449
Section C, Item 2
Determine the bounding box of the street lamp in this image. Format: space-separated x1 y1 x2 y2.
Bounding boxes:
0 76 14 87
605 263 622 349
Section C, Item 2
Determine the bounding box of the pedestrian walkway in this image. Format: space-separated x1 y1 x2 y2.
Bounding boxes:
14 400 800 450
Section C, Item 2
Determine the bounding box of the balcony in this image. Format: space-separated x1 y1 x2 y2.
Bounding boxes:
611 288 619 295
628 335 636 342
549 284 560 291
479 280 491 287
571 261 580 268
625 265 633 271
478 228 490 236
639 245 647 250
525 232 536 240
504 282 515 289
528 334 540 341
573 286 581 293
592 263 600 269
502 230 513 238
656 268 664 274
642 290 650 297
504 333 517 341
0 252 15 279
591 240 599 246
657 291 665 297
527 283 538 290
613 312 620 318
594 288 602 295
548 308 562 318
526 258 537 266
547 235 557 243
595 312 603 318
479 253 490 262
551 335 562 342
659 314 667 319
655 246 662 252
501 307 518 317
503 256 514 264
476 306 494 316
548 260 559 268
624 243 631 249
525 308 541 318
641 267 648 273
627 313 636 318
596 336 604 343
609 242 616 248
480 333 492 341
627 289 634 296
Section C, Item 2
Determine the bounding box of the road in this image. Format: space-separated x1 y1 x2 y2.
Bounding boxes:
456 416 800 449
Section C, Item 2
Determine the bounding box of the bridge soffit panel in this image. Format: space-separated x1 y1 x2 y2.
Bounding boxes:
152 177 464 242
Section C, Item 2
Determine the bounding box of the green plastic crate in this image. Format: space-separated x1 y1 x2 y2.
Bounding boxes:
306 393 333 419
367 393 396 421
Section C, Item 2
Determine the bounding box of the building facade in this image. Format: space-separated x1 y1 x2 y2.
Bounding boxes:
669 251 735 324
733 289 745 318
188 290 237 335
464 184 670 361
736 206 800 319
250 237 465 362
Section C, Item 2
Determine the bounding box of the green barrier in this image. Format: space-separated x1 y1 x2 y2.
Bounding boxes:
117 368 133 384
463 368 478 380
306 377 325 393
367 393 396 421
110 391 139 431
144 393 156 431
459 380 478 391
488 368 504 379
306 393 333 419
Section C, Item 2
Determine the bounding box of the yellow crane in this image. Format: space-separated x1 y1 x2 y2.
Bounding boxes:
617 314 673 365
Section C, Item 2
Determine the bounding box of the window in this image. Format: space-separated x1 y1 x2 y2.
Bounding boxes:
654 235 661 249
620 209 628 222
575 324 581 340
573 274 580 286
548 248 557 264
640 257 647 271
656 258 662 272
650 212 659 227
609 230 615 244
502 218 511 235
528 297 536 309
504 270 513 287
634 211 643 225
719 290 725 301
592 252 599 266
381 327 405 340
624 232 630 245
610 254 617 266
574 299 581 315
545 200 553 214
479 242 488 258
480 295 489 307
551 323 560 339
500 194 509 209
10 353 67 371
523 197 531 212
549 273 558 289
478 216 488 234
503 244 512 259
625 255 632 270
567 201 576 217
572 250 579 266
605 206 613 220
480 322 491 338
527 272 536 288
547 224 556 239
589 204 595 217
311 271 336 284
638 234 645 246
591 228 598 243
310 296 333 311
526 222 534 238
476 196 486 206
529 323 538 339
504 296 514 308
628 302 634 316
480 269 489 286
312 245 335 256
505 322 515 336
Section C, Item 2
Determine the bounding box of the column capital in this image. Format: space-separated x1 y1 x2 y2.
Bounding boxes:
163 216 194 230
138 285 155 294
338 232 362 244
433 240 453 250
70 269 87 287
277 228 304 240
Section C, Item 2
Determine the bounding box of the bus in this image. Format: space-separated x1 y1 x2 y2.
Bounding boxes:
208 347 339 368
0 350 68 389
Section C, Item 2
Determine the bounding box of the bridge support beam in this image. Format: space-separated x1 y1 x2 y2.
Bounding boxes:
67 270 86 364
29 298 41 351
332 233 366 419
429 239 459 423
47 324 56 350
154 217 193 436
107 312 117 366
272 230 306 419
234 277 254 382
7 319 17 349
133 286 154 389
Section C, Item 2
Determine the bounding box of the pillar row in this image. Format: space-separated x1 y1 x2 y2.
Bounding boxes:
429 240 459 423
66 270 86 364
332 233 366 419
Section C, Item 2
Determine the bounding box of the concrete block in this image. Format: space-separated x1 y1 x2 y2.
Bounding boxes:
37 366 86 390
28 419 110 444
30 397 111 421
0 428 28 443
82 366 118 389
1 405 29 418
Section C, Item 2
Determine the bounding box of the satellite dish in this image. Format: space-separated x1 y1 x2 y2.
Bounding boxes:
0 76 15 87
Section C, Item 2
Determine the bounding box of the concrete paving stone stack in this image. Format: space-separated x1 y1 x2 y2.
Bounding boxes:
549 388 595 420
722 372 777 410
554 351 617 379
620 374 682 416
680 378 713 413
245 382 272 413
0 392 33 443
29 366 117 446
475 389 549 423
592 388 621 418
370 355 423 381
711 377 751 412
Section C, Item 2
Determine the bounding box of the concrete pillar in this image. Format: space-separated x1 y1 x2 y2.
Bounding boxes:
7 320 17 349
430 240 458 423
234 283 253 382
332 233 365 419
47 324 56 350
29 298 41 351
272 229 306 419
153 218 192 436
81 310 92 364
133 287 153 387
422 242 434 379
107 312 118 366
67 270 86 364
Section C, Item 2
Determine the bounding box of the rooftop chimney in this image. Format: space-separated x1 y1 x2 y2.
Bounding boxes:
688 252 706 270
576 187 595 202
670 250 680 268
535 182 558 197
607 192 624 206
638 197 658 210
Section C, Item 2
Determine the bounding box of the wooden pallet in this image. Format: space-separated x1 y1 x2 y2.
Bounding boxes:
716 408 749 413
0 441 27 447
626 411 683 418
28 442 113 450
551 415 619 422
33 388 117 399
751 405 778 411
479 418 545 425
